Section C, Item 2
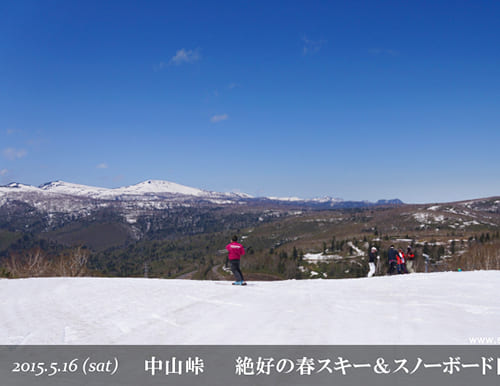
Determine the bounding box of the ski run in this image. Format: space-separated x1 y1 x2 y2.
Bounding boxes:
1 270 499 345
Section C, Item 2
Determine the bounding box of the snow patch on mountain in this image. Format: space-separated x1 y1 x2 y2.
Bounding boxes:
268 196 304 202
303 253 343 262
40 181 115 198
413 212 445 224
119 180 208 197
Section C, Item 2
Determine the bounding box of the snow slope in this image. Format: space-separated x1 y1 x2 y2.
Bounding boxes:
1 271 499 345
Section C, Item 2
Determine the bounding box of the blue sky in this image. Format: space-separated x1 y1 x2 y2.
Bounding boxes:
1 0 499 203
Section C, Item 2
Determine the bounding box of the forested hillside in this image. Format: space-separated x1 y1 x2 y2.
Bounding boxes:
1 196 499 279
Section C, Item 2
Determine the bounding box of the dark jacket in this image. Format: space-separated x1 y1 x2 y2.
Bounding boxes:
388 247 398 262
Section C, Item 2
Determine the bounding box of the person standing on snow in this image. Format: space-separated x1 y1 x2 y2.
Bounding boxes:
387 245 398 275
397 248 408 274
225 235 246 285
367 247 378 277
406 246 415 273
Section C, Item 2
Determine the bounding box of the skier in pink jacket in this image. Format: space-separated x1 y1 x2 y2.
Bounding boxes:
225 235 246 285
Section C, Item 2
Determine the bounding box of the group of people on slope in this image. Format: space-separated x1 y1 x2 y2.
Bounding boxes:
367 245 416 277
386 245 415 275
228 235 418 283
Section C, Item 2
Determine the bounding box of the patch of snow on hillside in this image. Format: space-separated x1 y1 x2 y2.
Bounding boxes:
413 212 429 223
267 196 304 202
346 241 364 256
463 220 480 226
303 253 343 262
413 212 445 224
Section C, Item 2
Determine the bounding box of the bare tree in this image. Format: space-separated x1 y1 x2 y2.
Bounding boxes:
54 247 89 277
4 246 90 278
450 240 500 271
5 248 51 278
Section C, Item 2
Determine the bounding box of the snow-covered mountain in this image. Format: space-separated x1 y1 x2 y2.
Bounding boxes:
2 271 499 344
9 179 251 201
0 179 406 243
3 179 348 203
0 180 256 216
0 179 358 213
0 179 408 209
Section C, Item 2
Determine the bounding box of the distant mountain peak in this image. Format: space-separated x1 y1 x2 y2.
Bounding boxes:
376 199 404 205
122 179 207 196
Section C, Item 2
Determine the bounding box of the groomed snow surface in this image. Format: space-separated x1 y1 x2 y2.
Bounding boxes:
1 271 499 345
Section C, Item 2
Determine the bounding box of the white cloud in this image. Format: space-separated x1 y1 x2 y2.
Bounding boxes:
228 83 239 90
302 37 326 55
0 168 8 176
3 148 27 160
97 163 108 169
169 48 201 65
210 114 229 123
155 62 168 71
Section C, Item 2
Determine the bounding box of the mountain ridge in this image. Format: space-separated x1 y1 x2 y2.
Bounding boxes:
1 179 401 205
